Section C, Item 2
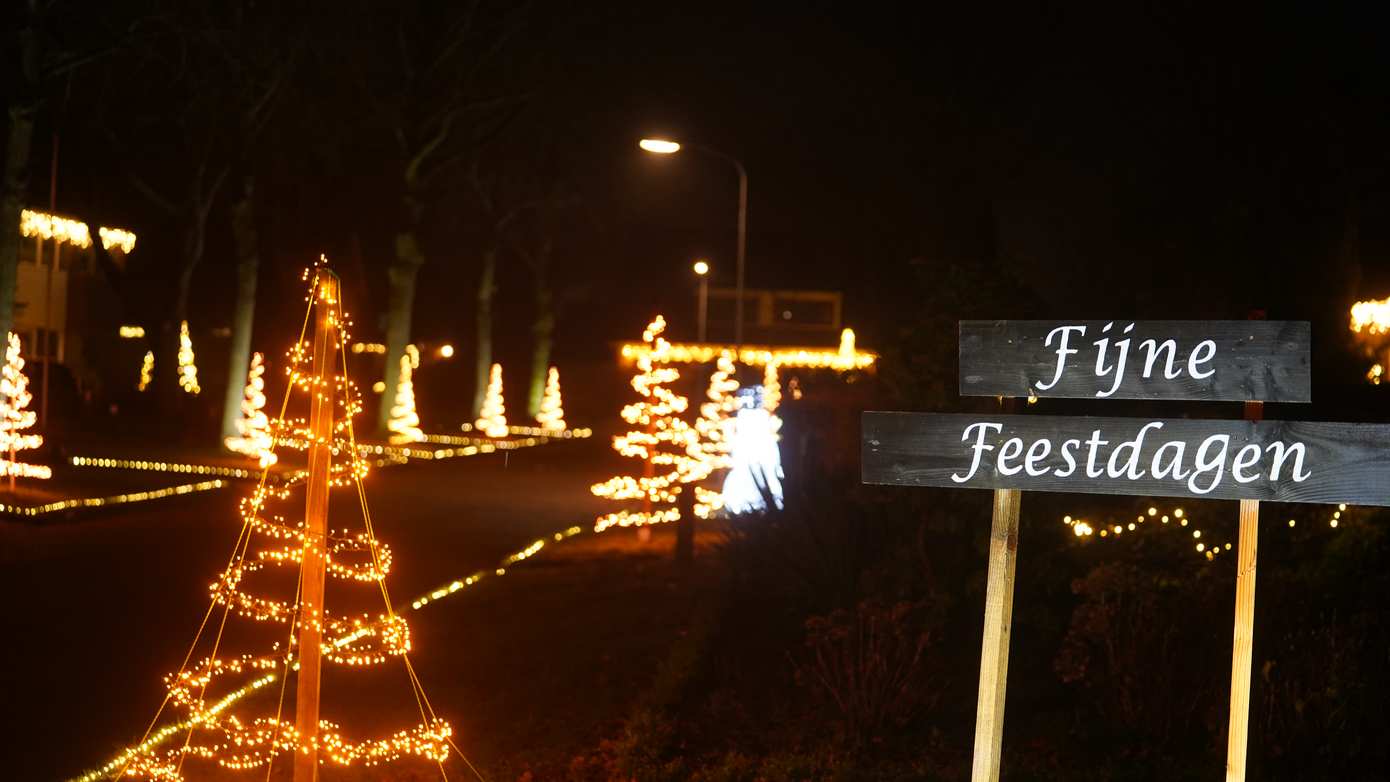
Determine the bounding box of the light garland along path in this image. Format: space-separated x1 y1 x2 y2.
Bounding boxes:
0 479 227 519
69 522 591 782
48 430 591 521
1061 501 1356 561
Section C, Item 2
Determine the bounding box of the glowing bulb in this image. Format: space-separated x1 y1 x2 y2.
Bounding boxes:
639 138 681 154
693 260 709 276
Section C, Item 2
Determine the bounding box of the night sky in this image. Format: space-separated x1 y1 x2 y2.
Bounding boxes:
19 2 1390 383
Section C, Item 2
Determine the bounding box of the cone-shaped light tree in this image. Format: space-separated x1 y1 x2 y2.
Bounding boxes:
535 366 565 431
177 320 200 395
0 332 51 483
138 350 154 391
388 344 425 444
475 363 508 437
119 266 453 780
591 316 710 532
224 352 277 467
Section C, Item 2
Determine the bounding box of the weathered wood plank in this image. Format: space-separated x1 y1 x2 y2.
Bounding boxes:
958 320 1311 402
862 411 1390 505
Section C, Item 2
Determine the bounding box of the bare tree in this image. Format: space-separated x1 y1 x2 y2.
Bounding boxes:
0 1 119 341
327 0 530 434
97 2 289 403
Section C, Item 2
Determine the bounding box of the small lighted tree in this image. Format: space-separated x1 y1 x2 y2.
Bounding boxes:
475 363 508 437
225 352 277 467
535 366 566 431
388 345 425 444
692 351 739 517
138 350 154 391
0 332 52 483
591 316 709 532
178 320 200 395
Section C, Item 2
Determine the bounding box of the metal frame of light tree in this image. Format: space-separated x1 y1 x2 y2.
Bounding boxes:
117 265 459 781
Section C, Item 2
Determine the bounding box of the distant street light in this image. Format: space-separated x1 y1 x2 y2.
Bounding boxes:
693 260 710 342
638 138 681 154
639 138 749 348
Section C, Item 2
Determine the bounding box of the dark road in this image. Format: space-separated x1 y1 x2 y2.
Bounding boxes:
1 436 630 781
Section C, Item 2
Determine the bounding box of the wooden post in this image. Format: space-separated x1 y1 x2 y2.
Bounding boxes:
1225 399 1262 781
294 275 337 782
971 486 1021 782
971 396 1022 782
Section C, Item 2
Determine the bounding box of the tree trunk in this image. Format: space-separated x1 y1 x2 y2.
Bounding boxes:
0 104 36 342
220 173 259 442
471 246 497 418
527 272 554 419
377 228 424 433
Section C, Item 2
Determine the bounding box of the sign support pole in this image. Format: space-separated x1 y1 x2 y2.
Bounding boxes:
1225 399 1262 782
971 397 1021 782
971 485 1020 782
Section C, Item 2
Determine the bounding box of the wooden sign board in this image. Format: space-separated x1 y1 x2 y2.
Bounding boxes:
863 411 1390 506
959 320 1311 402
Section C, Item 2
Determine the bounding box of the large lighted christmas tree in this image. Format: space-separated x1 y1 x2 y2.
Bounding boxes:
475 363 508 437
388 344 425 444
0 332 51 483
119 267 453 780
535 366 566 431
591 316 710 532
224 352 277 467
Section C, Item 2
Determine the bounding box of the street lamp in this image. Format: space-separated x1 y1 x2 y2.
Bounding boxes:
639 137 749 348
693 259 710 342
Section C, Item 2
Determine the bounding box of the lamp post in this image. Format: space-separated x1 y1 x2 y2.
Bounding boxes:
693 259 710 342
639 138 749 349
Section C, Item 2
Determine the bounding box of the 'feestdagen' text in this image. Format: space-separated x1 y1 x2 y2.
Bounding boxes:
950 421 1310 495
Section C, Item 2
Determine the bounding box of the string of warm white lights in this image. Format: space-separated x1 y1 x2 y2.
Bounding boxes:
1062 502 1355 561
0 332 51 481
456 423 591 438
118 264 454 780
388 345 425 444
0 479 225 518
99 226 137 253
20 208 92 248
593 316 711 532
225 352 277 467
475 363 508 437
535 366 566 432
618 327 875 370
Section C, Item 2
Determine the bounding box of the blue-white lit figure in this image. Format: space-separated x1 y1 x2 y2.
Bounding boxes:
721 386 785 514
